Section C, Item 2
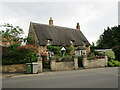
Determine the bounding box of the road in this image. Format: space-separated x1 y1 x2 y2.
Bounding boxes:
2 67 119 88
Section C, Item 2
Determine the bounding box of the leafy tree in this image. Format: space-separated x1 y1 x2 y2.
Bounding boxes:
96 26 120 49
112 46 120 61
96 25 120 62
0 23 24 46
90 42 96 53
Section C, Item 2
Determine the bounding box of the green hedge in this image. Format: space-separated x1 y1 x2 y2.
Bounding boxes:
2 44 38 65
108 60 120 67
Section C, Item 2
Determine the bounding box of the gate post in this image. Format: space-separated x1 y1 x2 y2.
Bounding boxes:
50 56 56 71
74 56 78 70
105 55 108 66
82 56 87 68
38 56 43 73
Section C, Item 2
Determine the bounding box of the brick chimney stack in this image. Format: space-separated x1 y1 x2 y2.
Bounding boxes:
76 23 80 30
49 17 53 25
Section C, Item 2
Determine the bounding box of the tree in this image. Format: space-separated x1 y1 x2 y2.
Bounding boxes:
90 42 96 53
0 23 24 46
96 26 120 49
0 23 38 65
112 46 120 61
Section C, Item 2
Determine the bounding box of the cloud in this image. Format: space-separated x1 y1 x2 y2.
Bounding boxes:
0 2 118 44
0 0 119 2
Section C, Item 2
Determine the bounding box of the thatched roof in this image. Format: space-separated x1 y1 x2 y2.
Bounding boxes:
75 46 86 50
30 22 90 46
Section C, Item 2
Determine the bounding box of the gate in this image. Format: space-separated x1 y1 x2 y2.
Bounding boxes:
42 57 50 70
78 57 83 67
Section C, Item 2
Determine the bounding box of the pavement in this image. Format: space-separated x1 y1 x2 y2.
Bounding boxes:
2 67 119 88
1 67 84 79
1 72 25 78
0 67 119 79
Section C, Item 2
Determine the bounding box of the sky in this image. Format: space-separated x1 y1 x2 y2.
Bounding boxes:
0 0 118 44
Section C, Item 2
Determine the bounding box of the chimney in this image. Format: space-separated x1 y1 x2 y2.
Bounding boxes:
49 17 53 25
76 23 80 30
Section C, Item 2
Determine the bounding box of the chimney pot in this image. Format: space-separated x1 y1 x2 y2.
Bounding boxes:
76 22 80 30
49 17 53 25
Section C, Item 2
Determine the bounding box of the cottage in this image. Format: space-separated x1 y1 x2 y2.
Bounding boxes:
28 17 90 56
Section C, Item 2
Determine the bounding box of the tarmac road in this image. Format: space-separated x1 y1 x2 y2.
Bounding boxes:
2 67 119 88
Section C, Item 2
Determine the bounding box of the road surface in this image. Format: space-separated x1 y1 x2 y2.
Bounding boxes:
2 67 119 88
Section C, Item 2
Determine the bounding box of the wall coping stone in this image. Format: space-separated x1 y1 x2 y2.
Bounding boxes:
50 56 56 60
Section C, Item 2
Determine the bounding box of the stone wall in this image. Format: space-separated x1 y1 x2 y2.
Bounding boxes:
50 56 78 71
54 61 74 71
1 64 26 73
82 56 108 68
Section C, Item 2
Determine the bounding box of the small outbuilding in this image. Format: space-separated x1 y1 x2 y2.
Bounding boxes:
75 46 86 56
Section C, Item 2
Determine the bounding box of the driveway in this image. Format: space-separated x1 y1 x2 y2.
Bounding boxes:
2 67 119 88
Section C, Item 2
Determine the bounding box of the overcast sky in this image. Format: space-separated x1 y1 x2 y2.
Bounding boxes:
0 0 118 44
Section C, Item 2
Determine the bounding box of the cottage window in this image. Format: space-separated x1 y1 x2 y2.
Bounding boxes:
81 51 82 55
75 50 86 56
70 40 74 46
47 39 52 45
82 50 86 55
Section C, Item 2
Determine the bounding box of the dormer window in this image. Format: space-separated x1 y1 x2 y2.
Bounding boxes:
82 41 86 47
47 39 52 45
70 40 74 46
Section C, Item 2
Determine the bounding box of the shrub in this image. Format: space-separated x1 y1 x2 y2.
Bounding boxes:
105 50 115 60
55 55 73 62
98 52 105 56
17 45 38 63
40 50 48 57
112 46 120 61
108 61 115 67
3 44 38 65
47 45 61 55
108 60 120 67
3 43 21 65
66 46 74 55
94 51 99 56
47 45 74 60
62 55 73 61
88 52 95 57
87 57 94 60
54 55 61 61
